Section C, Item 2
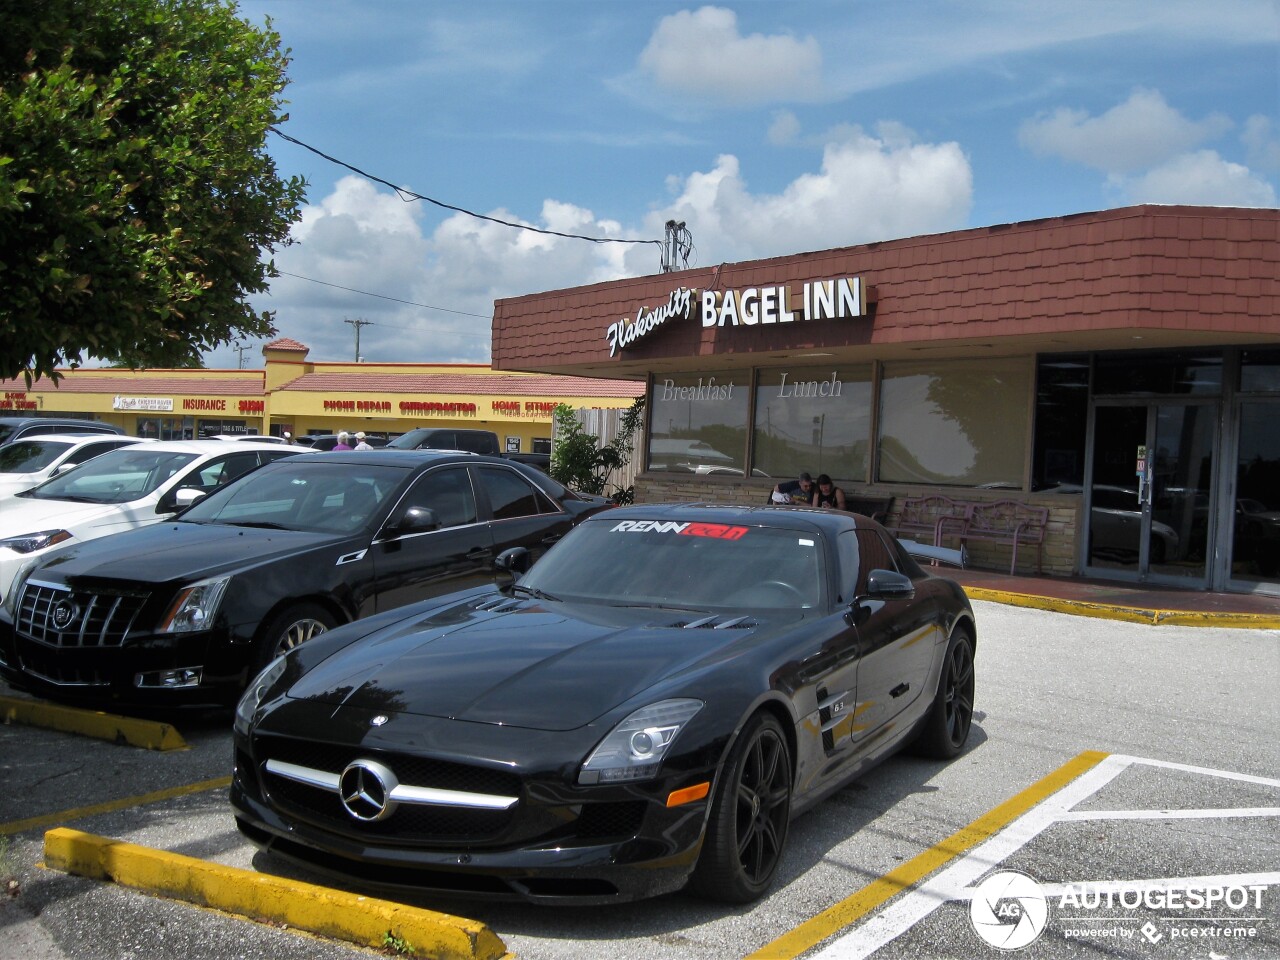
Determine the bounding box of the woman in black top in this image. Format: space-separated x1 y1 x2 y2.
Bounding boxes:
812 474 847 510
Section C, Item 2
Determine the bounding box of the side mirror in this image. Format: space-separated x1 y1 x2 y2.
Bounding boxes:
174 487 206 509
860 568 915 602
392 506 440 535
53 463 77 476
494 547 532 575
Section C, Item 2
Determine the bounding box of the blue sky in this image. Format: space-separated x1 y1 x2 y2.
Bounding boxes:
207 0 1280 369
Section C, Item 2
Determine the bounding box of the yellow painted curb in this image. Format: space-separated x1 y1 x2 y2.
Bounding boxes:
963 587 1280 630
43 828 509 960
746 750 1110 960
0 695 187 750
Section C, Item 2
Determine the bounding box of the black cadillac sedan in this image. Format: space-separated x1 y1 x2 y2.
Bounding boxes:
0 451 609 705
231 503 977 905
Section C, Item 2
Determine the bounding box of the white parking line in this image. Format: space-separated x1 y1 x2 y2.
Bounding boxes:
810 755 1280 960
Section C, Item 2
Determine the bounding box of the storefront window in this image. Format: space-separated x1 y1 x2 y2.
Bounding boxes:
137 417 193 440
1240 348 1280 393
1094 350 1222 396
1032 354 1089 490
1231 400 1280 583
878 357 1031 487
648 372 749 476
754 365 871 483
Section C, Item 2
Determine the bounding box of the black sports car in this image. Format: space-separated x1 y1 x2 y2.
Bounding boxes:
231 503 977 905
0 451 609 705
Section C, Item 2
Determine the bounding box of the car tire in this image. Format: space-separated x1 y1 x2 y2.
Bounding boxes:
911 625 976 760
689 712 792 903
254 603 337 671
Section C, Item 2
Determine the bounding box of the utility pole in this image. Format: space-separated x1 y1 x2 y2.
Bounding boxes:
345 318 373 362
234 342 250 368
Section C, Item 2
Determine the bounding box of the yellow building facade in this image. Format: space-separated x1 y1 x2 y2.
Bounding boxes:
0 338 643 453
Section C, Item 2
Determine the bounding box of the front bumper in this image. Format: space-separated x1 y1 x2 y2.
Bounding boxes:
0 615 251 706
230 709 716 905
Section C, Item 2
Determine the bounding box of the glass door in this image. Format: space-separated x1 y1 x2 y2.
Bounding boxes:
1087 403 1217 584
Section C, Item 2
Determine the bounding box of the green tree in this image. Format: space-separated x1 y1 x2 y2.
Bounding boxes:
551 398 645 503
0 0 306 382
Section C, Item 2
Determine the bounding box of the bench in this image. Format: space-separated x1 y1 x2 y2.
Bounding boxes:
887 495 970 546
939 499 1049 574
845 495 893 524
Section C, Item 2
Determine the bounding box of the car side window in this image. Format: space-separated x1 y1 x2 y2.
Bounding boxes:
477 465 555 520
837 529 901 600
397 467 478 529
64 440 127 466
188 452 260 491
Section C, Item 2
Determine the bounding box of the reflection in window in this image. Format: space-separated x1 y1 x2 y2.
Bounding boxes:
878 358 1031 487
754 366 871 483
1032 354 1089 490
1241 348 1280 393
647 372 749 476
1231 401 1280 584
1094 351 1222 396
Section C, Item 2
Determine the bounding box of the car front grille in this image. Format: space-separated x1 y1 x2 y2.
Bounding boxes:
16 580 149 649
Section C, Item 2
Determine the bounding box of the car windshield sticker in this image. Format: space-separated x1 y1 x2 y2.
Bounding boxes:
609 520 750 540
798 538 814 547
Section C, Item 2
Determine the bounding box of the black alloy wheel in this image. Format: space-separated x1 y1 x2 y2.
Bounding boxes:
913 626 976 759
690 712 792 903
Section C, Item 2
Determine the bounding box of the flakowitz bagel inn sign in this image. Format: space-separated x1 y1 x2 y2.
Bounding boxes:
604 277 870 358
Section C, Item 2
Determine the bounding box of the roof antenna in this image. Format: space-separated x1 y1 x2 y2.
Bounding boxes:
661 220 693 273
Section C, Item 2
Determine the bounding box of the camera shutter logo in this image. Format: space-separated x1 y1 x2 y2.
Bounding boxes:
969 870 1049 950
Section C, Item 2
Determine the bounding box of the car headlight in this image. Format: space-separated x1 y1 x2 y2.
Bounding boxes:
157 575 231 633
0 529 73 554
234 655 288 736
578 698 703 784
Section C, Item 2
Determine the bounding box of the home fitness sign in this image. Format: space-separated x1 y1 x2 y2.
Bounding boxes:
604 277 869 358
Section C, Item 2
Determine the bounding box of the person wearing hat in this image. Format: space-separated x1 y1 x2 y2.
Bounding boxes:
771 471 815 505
353 431 373 451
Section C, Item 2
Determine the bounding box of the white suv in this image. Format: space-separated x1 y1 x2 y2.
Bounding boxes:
0 440 300 606
0 434 150 501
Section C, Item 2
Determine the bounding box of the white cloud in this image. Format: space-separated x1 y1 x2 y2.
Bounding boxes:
1122 150 1277 207
1019 89 1232 174
638 6 823 107
1242 115 1280 172
634 127 973 266
768 110 802 146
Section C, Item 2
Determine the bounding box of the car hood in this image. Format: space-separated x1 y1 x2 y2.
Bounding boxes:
0 497 145 536
285 601 765 731
36 521 348 584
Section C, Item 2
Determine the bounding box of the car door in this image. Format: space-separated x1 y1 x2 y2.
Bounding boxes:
473 463 575 560
366 464 497 612
844 528 941 744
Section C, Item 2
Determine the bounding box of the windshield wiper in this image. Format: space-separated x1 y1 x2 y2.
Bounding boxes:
610 601 709 613
223 520 292 530
511 584 559 602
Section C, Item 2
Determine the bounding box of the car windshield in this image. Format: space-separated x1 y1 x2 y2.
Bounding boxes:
0 440 72 473
519 517 825 610
385 429 430 449
181 460 410 534
24 448 198 503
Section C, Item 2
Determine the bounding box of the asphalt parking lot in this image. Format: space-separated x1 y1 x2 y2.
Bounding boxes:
2 600 1277 960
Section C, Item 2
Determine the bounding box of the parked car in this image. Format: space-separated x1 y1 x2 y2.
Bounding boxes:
0 451 611 705
503 451 551 472
298 434 388 451
0 440 299 607
210 434 291 444
386 428 501 456
0 417 124 447
229 504 976 905
0 434 149 500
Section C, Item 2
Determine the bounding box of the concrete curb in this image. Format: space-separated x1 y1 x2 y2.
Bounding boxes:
43 828 509 960
963 587 1280 629
0 695 187 750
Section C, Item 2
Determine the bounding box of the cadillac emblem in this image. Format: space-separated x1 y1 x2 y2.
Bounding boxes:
51 598 80 630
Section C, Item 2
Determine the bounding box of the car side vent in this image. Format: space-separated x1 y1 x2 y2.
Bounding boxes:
678 615 754 630
473 596 525 613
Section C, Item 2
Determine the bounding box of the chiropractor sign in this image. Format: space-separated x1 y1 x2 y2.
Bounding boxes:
604 277 869 358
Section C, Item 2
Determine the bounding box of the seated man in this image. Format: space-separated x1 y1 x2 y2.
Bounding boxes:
771 471 815 504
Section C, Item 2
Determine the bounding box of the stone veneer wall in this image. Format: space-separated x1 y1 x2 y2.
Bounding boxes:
633 474 1082 578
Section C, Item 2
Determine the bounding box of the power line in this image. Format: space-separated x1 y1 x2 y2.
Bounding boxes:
270 128 670 254
274 270 490 318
